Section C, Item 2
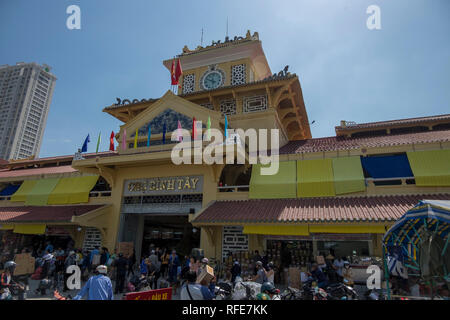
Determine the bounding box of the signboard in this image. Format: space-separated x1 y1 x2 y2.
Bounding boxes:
125 287 172 300
123 175 203 197
46 226 71 235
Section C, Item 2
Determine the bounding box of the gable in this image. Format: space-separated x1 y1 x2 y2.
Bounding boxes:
130 109 205 137
121 90 222 138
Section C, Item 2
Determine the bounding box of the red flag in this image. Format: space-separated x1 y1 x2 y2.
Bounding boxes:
109 131 115 151
192 117 196 140
174 58 183 84
170 58 177 85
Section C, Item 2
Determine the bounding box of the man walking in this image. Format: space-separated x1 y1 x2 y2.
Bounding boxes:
114 253 128 294
73 265 113 300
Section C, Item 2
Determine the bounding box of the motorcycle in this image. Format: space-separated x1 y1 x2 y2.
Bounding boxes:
215 282 233 300
281 287 303 300
301 280 329 300
128 275 151 292
232 280 261 300
0 282 26 300
325 282 359 300
364 289 386 300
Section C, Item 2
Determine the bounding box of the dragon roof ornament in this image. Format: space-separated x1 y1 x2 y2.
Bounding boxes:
181 30 259 55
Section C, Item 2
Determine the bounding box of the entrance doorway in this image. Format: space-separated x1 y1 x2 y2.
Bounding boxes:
141 215 200 259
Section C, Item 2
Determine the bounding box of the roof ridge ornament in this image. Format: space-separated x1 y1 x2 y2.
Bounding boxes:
181 30 259 55
114 98 153 106
263 65 291 81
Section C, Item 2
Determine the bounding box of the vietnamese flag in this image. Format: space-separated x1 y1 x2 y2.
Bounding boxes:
170 58 177 85
109 131 115 151
174 58 183 84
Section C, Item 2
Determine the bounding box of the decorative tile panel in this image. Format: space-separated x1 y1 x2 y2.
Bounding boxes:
243 95 268 113
222 226 249 261
231 64 246 85
183 74 195 94
220 99 237 116
83 227 102 251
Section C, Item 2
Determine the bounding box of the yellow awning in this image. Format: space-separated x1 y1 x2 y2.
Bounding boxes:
297 159 336 197
249 161 296 199
309 225 387 234
332 156 366 195
407 150 450 186
69 175 99 203
243 225 309 236
25 178 60 206
0 224 14 230
10 180 37 202
13 224 46 235
48 175 99 204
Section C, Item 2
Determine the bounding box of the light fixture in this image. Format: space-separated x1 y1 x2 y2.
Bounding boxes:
192 228 197 233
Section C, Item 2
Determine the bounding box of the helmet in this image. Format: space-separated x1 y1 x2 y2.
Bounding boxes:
4 261 16 272
256 293 271 300
256 261 263 267
261 282 277 294
96 265 108 274
201 258 209 264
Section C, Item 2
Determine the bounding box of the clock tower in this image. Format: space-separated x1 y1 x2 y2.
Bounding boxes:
163 31 272 94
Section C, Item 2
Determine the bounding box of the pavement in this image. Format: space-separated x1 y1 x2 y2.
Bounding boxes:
21 274 369 300
24 274 182 300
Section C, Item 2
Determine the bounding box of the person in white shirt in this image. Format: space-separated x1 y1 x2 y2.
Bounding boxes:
180 270 204 300
265 262 275 284
333 257 345 280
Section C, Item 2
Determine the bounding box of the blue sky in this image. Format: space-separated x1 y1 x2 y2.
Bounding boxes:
0 0 449 157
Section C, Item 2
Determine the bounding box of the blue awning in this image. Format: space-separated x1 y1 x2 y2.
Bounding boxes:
361 154 413 179
0 184 20 196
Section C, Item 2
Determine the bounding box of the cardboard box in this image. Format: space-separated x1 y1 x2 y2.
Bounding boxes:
196 265 214 284
288 267 301 289
14 253 35 275
116 242 134 258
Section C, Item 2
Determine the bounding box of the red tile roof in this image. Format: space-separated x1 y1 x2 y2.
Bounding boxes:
0 205 105 223
4 151 117 167
0 165 77 179
280 129 450 154
193 194 450 224
336 114 450 131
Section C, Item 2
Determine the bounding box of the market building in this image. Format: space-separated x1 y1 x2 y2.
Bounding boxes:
1 31 449 282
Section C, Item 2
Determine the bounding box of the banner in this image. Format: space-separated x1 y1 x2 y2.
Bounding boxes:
125 287 172 300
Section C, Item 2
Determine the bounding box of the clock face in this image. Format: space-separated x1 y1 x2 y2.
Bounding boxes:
202 70 223 90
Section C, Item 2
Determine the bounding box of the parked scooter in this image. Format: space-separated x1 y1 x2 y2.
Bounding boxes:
326 282 359 300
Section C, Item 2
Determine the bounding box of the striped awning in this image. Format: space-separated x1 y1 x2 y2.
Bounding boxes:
383 200 450 248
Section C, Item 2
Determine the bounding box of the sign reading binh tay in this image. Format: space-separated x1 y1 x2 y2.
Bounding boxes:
123 175 203 196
